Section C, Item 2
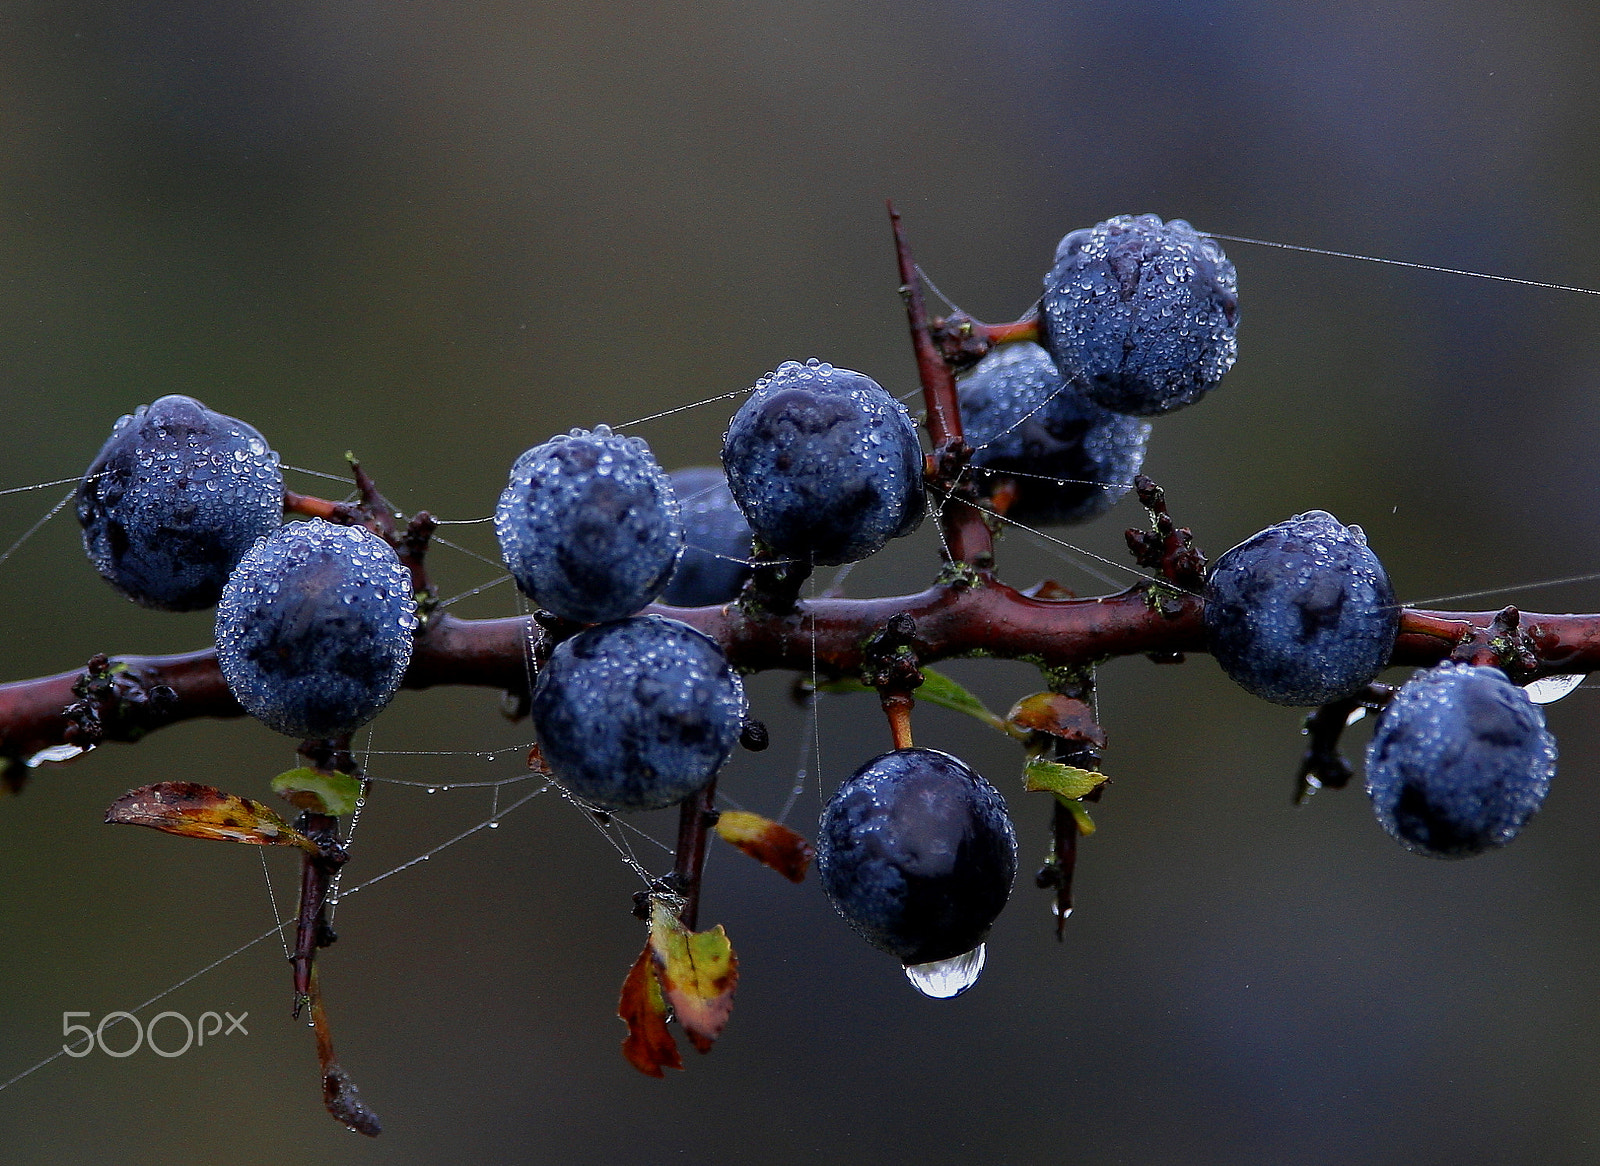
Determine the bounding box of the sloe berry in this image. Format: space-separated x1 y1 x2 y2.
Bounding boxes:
1365 663 1557 858
817 747 1017 966
958 341 1150 526
660 467 754 607
721 358 924 567
215 518 417 739
495 426 684 624
530 615 747 812
1204 510 1399 706
1039 214 1238 416
77 394 284 611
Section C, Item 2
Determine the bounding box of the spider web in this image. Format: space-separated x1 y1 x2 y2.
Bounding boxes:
1 230 1599 1102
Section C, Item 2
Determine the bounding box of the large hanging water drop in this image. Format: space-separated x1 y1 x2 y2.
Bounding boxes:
903 945 986 999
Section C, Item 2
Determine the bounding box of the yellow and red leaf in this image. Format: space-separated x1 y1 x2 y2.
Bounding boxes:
617 942 683 1078
105 782 318 852
714 810 815 882
648 901 738 1055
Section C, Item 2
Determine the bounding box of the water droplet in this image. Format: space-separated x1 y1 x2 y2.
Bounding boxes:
426 787 438 794
1524 674 1584 704
488 821 500 829
26 743 88 767
903 944 986 999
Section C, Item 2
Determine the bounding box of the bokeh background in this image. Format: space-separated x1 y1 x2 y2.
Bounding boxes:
4 1 1600 1162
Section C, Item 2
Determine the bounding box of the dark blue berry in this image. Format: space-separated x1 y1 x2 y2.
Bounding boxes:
817 747 1017 967
721 359 924 567
1204 510 1399 707
659 467 754 607
77 395 284 611
958 341 1150 526
1365 663 1557 858
1040 214 1238 416
215 519 417 739
531 615 747 812
495 426 684 624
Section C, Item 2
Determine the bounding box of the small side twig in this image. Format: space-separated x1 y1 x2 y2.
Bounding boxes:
888 201 994 570
672 778 720 932
1294 684 1395 803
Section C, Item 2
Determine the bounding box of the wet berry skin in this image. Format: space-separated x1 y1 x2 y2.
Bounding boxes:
1039 214 1238 416
531 615 747 812
659 467 754 607
495 426 683 624
721 359 924 567
1366 663 1556 858
958 341 1150 526
1204 510 1399 707
77 394 284 611
215 519 418 739
817 747 1017 966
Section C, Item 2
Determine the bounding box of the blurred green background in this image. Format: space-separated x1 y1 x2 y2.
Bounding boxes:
4 1 1600 1162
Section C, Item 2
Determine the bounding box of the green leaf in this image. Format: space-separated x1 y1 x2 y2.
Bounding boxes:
272 767 362 816
1023 757 1107 801
1063 800 1096 837
816 668 1008 732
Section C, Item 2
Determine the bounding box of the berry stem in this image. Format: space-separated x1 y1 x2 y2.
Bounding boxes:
283 490 344 521
884 694 915 750
982 315 1041 346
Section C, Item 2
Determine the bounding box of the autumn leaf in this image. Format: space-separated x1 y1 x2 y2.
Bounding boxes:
648 900 738 1054
106 782 318 852
1006 692 1107 748
617 942 684 1077
714 810 814 882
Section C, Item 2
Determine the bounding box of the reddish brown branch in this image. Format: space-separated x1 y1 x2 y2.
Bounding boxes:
672 777 719 932
7 589 1600 774
888 201 994 569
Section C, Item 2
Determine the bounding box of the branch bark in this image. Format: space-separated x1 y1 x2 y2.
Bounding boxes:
3 586 1595 767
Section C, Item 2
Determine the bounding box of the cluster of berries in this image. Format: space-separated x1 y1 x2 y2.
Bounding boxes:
70 212 1557 1004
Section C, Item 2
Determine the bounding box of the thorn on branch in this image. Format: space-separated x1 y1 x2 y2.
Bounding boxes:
347 454 398 543
888 200 994 568
400 511 440 617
